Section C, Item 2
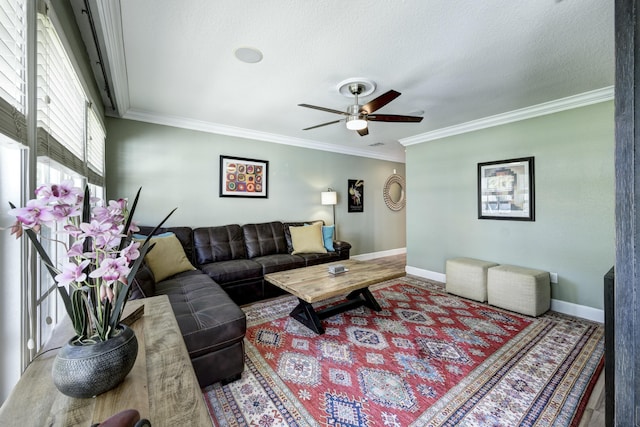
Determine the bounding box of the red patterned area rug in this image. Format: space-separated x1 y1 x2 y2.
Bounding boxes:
203 276 603 427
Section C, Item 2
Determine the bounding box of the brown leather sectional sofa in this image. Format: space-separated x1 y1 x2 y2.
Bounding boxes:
130 221 351 387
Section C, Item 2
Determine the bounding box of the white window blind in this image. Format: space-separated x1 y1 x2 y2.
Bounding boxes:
36 12 85 163
87 106 104 175
0 0 26 144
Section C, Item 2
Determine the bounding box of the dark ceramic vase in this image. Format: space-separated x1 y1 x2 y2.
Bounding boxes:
52 324 138 398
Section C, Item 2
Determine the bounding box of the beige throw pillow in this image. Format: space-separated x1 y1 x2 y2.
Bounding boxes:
290 223 327 255
136 233 195 282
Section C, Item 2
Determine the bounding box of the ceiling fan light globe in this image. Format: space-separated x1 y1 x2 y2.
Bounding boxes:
346 116 367 130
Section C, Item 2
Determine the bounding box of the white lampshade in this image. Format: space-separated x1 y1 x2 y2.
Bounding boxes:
321 191 337 205
345 116 367 130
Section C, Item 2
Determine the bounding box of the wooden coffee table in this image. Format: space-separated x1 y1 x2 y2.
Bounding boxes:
264 259 404 334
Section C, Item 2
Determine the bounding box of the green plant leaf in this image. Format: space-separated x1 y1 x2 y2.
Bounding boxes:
109 281 129 333
118 187 142 251
70 287 87 339
82 185 91 223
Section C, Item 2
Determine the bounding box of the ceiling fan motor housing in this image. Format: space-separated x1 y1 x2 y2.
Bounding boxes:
348 104 363 117
346 92 367 130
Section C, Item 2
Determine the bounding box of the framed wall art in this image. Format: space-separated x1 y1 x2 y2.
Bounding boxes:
219 155 269 198
348 179 364 213
477 157 534 221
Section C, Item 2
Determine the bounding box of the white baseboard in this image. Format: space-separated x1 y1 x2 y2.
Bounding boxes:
405 265 446 283
550 299 604 323
351 247 406 261
406 265 604 323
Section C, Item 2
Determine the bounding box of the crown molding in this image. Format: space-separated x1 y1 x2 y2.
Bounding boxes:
399 86 614 146
121 109 406 163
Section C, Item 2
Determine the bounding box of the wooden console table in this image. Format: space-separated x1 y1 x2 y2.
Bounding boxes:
0 295 212 426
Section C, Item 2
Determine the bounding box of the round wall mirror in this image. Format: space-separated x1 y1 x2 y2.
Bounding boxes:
383 174 406 211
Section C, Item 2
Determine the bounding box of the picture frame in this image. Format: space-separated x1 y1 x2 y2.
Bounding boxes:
478 157 534 221
219 155 269 198
348 179 364 213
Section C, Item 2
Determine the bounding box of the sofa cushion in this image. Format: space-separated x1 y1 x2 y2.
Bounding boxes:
194 225 247 265
155 270 246 360
199 258 263 284
136 226 195 264
322 225 335 251
289 223 327 255
134 232 196 282
294 251 342 266
242 221 289 258
283 220 323 253
252 254 305 274
130 263 155 299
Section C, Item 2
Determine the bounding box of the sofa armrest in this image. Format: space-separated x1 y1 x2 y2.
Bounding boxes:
333 240 351 260
130 263 156 300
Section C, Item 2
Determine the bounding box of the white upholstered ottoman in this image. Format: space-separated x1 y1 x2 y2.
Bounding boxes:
445 257 499 302
487 264 550 317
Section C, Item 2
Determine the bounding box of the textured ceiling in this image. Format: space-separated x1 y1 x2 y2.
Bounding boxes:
77 0 614 162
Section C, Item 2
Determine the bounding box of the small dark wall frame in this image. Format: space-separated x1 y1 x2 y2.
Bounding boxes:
478 157 535 221
348 179 364 213
220 155 269 198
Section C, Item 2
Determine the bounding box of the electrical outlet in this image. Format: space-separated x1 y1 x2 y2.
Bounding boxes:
550 272 558 284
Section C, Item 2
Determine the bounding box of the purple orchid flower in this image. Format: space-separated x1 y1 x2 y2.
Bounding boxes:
93 199 127 225
54 260 90 287
121 241 141 264
91 206 111 223
9 220 24 238
107 199 127 218
128 221 140 234
79 220 115 246
51 203 82 222
89 257 130 285
99 283 115 303
66 241 85 258
8 198 55 228
36 180 82 205
101 228 126 250
7 182 170 343
63 223 83 238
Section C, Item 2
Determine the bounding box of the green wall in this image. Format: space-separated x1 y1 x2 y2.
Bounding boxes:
105 117 406 255
406 101 614 310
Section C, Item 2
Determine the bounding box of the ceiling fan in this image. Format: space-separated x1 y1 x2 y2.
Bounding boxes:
298 82 423 136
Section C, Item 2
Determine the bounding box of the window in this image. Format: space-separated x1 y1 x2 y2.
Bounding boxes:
87 105 105 179
34 7 107 354
0 0 26 144
0 2 107 401
36 11 86 171
0 0 25 112
0 138 25 402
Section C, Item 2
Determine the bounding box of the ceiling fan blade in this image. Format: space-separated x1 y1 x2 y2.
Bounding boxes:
357 127 369 136
367 114 423 123
302 119 343 130
298 104 348 116
361 90 401 114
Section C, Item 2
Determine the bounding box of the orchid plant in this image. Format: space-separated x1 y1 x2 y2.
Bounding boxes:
8 181 174 344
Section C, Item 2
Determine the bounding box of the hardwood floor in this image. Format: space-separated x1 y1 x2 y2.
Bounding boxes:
371 253 606 427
